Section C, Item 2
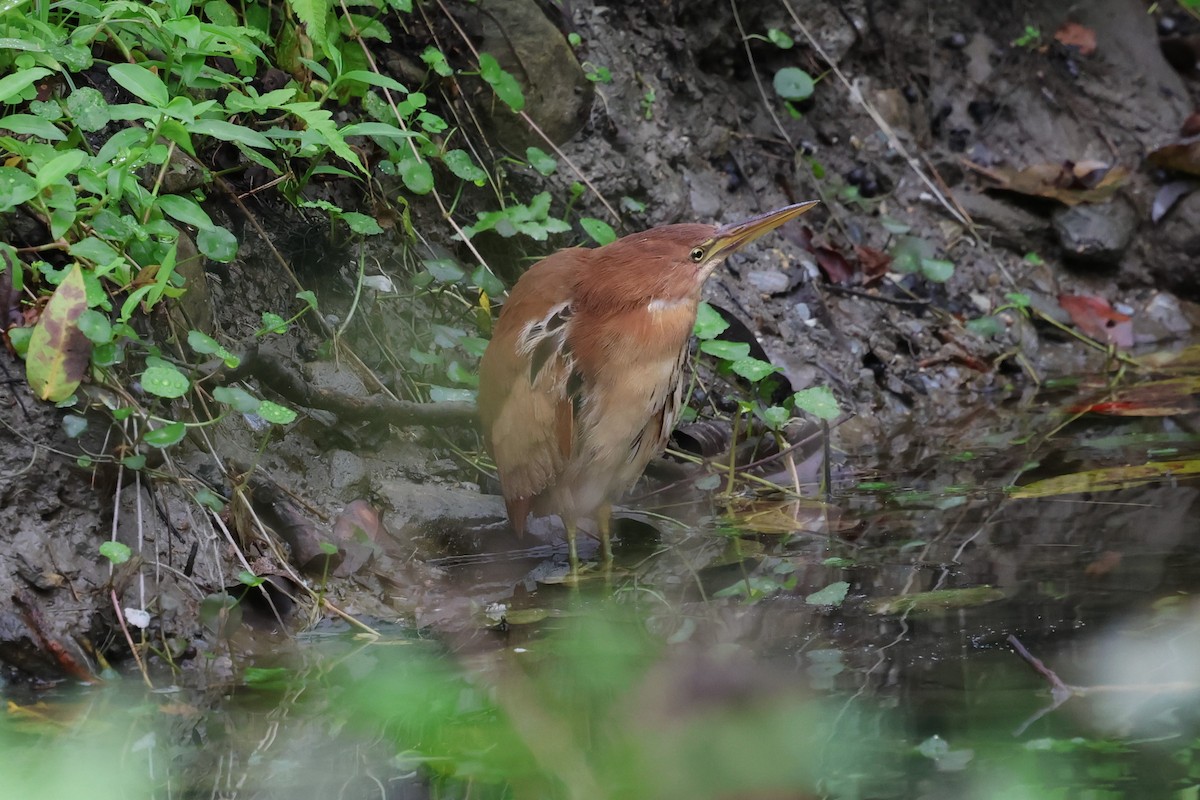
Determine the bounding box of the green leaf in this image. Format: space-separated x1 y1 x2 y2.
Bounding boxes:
287 0 332 53
69 236 121 266
477 52 525 111
399 157 433 194
0 114 65 141
773 67 815 101
36 150 86 189
63 414 88 437
122 454 146 470
26 264 90 402
767 28 794 49
525 146 557 176
421 46 452 77
443 149 487 183
730 357 779 381
260 311 288 334
581 217 617 246
195 488 225 512
0 67 51 105
761 405 789 429
920 258 954 283
793 386 840 421
257 400 297 425
99 541 132 564
108 63 170 108
337 211 382 235
296 290 319 310
238 569 264 587
429 385 474 403
424 258 465 283
156 194 214 230
213 385 262 414
700 340 751 361
190 118 273 149
693 302 730 339
197 226 238 262
335 70 407 92
0 167 37 211
77 309 112 344
140 365 190 399
805 581 849 606
1005 292 1032 308
144 421 186 447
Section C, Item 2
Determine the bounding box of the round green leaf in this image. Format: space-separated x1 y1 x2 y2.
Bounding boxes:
525 146 557 176
213 385 262 414
805 581 849 606
700 340 751 361
140 365 190 398
693 302 730 339
767 28 794 49
581 217 617 246
0 166 37 211
793 386 841 421
122 454 146 470
143 421 186 447
773 67 815 101
62 414 88 437
77 309 112 344
730 357 779 381
257 400 297 425
920 258 955 283
340 212 384 235
399 157 434 194
197 225 238 262
443 149 487 183
424 258 465 283
99 541 132 564
195 487 225 512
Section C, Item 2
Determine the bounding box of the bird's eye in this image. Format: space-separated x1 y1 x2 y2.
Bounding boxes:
689 247 705 263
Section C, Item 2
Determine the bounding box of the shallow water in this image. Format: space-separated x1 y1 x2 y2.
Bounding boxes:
6 376 1200 800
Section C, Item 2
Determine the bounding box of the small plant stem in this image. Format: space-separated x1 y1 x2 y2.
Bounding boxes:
111 589 154 689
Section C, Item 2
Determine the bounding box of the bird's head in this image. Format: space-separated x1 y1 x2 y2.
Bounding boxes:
575 201 819 313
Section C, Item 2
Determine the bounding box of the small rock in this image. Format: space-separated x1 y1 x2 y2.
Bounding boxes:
944 32 969 49
329 450 366 493
1052 199 1137 269
745 269 792 295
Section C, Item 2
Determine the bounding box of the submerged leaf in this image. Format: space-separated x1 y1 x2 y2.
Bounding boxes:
1010 459 1200 498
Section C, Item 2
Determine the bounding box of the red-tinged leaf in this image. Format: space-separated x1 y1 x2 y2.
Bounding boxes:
1068 376 1200 416
1058 293 1133 348
26 264 91 401
854 244 891 285
1054 22 1096 56
814 246 854 284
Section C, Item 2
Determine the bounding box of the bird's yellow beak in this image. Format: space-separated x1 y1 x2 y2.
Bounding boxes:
705 200 819 265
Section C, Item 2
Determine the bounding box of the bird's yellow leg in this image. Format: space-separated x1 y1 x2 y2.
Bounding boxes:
597 504 613 563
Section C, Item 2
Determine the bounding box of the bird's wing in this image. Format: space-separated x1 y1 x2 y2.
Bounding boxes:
478 250 586 528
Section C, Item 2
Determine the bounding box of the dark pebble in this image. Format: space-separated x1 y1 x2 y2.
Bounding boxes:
966 100 995 124
860 179 881 198
846 166 867 186
948 128 970 152
944 32 968 49
1159 15 1178 35
903 85 920 103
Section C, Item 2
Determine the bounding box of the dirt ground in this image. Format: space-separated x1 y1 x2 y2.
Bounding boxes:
2 0 1199 679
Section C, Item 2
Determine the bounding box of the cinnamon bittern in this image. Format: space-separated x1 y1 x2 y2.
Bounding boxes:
478 201 819 567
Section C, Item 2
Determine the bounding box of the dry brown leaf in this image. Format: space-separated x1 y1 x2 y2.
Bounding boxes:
977 160 1128 205
1149 138 1200 177
1054 22 1097 55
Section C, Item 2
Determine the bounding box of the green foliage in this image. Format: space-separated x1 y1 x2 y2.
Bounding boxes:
99 541 132 565
773 67 814 101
